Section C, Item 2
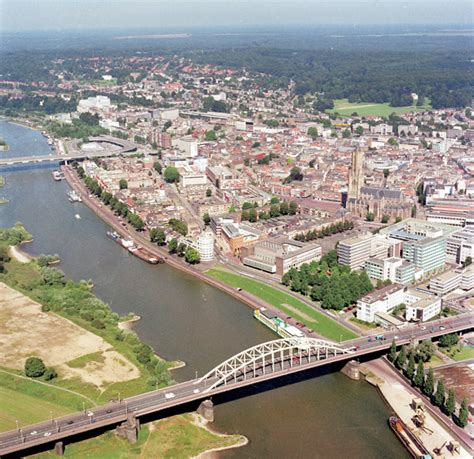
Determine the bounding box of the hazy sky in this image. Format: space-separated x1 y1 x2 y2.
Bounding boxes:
2 0 473 32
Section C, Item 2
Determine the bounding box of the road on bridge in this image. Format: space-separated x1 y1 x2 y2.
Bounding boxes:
0 313 472 456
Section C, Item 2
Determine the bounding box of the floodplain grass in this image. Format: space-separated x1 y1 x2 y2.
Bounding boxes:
0 369 85 432
206 268 358 341
66 352 105 369
327 98 432 117
33 414 245 459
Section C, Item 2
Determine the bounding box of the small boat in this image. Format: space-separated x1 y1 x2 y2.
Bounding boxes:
67 190 82 202
52 170 63 181
106 231 120 241
75 214 81 220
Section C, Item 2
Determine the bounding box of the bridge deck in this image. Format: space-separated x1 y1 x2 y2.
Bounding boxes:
0 314 472 456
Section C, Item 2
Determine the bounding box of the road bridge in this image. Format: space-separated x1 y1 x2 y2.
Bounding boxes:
0 313 472 457
0 136 138 168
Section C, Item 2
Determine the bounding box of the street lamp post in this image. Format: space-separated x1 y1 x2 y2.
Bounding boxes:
15 420 19 432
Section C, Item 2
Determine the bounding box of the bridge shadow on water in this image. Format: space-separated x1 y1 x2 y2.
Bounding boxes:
8 352 385 457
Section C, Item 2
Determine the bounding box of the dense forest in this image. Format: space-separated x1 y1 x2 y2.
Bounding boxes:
192 48 472 109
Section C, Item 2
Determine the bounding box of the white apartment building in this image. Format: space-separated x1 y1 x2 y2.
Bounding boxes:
460 265 474 290
356 284 405 323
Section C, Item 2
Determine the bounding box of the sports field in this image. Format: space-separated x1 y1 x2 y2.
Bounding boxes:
206 268 357 341
327 98 431 117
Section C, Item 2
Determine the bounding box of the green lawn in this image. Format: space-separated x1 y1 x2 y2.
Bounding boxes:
452 347 474 362
206 269 357 341
327 98 432 117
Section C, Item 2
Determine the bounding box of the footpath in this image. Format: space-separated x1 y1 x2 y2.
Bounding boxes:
364 358 473 458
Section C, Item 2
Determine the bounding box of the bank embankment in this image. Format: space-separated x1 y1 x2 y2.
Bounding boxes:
362 358 473 458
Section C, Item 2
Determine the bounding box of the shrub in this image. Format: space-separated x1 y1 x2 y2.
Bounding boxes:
25 357 46 378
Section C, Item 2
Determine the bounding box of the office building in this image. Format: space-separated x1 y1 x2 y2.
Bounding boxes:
356 284 405 323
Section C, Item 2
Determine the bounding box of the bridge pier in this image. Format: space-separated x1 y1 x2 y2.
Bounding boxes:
341 360 360 380
197 399 214 422
54 441 64 456
115 414 139 444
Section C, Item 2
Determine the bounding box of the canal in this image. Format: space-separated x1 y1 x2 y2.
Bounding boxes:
0 120 408 458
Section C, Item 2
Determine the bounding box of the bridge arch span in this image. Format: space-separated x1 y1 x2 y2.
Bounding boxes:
197 337 353 392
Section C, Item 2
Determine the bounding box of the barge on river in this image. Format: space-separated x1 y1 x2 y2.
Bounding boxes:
107 231 163 264
388 416 432 459
254 307 305 339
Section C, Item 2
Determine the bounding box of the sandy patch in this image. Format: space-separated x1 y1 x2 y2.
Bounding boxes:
0 282 139 388
9 246 32 263
281 303 316 322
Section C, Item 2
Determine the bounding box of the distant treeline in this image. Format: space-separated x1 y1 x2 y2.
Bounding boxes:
192 48 472 109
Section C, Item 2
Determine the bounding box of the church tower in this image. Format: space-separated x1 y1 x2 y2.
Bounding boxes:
348 147 364 199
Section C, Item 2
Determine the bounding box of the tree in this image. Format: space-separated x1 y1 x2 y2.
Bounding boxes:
163 120 172 131
423 368 435 398
406 351 416 381
248 208 258 223
307 127 318 139
206 188 212 197
388 339 397 362
204 130 217 141
153 161 162 174
383 169 390 179
381 214 390 224
411 205 417 218
464 256 472 267
388 137 398 146
355 125 364 136
280 201 289 215
342 129 351 138
438 333 459 348
168 238 178 254
284 167 303 183
395 345 407 370
185 247 201 264
415 340 435 363
164 166 180 183
458 398 469 427
203 213 211 226
270 204 281 218
150 228 166 246
434 378 445 408
289 201 298 215
445 388 456 418
366 212 375 222
119 179 128 190
270 197 280 205
25 357 46 378
414 360 425 388
177 242 187 257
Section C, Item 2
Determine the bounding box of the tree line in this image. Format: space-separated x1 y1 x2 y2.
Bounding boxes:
294 220 354 242
77 165 145 231
281 250 374 310
388 337 469 428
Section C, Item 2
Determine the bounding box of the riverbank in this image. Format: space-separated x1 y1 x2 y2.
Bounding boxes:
363 358 473 458
62 164 356 342
9 244 33 263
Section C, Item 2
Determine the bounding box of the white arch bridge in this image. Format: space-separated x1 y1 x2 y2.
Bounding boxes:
197 337 354 393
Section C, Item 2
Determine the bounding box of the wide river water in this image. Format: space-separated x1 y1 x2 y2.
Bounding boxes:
0 120 408 458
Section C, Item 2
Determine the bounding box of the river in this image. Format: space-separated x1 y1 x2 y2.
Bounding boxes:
0 120 408 458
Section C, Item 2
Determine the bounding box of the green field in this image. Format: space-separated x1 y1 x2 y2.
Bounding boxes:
327 98 432 117
206 269 357 341
34 414 244 458
452 346 474 362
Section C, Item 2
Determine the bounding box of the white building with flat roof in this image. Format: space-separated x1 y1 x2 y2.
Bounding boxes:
429 270 462 296
406 297 442 322
356 284 405 323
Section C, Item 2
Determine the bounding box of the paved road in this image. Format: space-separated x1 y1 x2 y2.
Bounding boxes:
1 313 472 456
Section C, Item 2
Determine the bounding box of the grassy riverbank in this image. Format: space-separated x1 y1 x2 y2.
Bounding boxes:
33 414 246 458
207 268 357 341
0 224 247 456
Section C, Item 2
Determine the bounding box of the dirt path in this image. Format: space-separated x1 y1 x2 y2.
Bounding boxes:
0 368 96 406
281 303 316 322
